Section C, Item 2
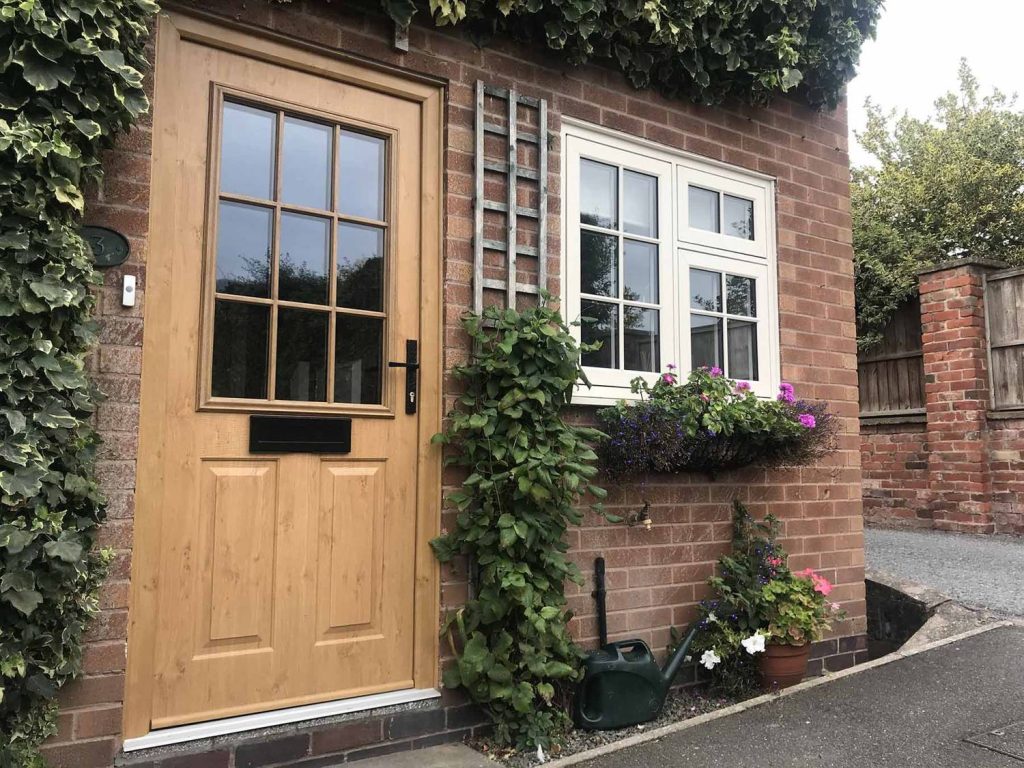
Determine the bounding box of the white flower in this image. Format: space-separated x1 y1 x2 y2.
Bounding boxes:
536 744 546 763
707 612 718 624
741 631 766 655
699 649 721 670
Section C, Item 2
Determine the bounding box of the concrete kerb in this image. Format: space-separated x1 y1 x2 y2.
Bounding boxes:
541 620 1017 768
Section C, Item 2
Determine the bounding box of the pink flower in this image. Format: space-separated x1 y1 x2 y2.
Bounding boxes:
667 363 677 370
798 413 816 429
778 382 795 403
767 556 782 567
700 393 710 402
735 381 752 393
709 366 723 377
797 568 833 596
660 372 678 385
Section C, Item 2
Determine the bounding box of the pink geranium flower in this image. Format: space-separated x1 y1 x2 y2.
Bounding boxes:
735 381 752 393
778 382 795 403
709 366 723 377
798 413 816 429
661 372 678 385
797 568 833 596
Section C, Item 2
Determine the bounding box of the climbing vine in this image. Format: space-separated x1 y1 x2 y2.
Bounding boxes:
0 1 156 764
431 302 611 751
381 0 881 109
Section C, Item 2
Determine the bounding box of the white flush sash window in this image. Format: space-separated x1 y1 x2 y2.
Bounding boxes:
562 122 780 403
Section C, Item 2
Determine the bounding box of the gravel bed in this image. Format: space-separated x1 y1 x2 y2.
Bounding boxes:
472 688 736 767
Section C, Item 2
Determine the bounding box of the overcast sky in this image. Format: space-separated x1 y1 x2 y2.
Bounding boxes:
846 0 1024 167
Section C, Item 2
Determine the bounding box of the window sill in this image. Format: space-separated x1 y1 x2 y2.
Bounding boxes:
859 409 926 426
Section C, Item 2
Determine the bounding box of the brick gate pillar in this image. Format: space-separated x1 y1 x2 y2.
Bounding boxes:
917 258 1006 533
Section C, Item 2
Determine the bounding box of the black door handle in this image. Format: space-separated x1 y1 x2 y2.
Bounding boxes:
388 340 418 414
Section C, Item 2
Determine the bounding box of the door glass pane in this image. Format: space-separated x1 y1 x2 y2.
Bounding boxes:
281 116 332 210
690 268 722 312
278 212 330 305
690 314 723 370
339 130 385 220
211 301 269 398
216 201 272 297
623 170 657 237
724 194 754 240
728 319 759 380
580 159 618 229
624 307 659 372
688 185 719 233
220 102 275 200
581 230 618 298
624 240 657 303
335 315 383 404
275 308 328 401
581 300 618 369
337 222 384 311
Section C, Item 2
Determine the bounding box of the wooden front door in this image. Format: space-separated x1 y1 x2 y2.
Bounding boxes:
126 14 442 735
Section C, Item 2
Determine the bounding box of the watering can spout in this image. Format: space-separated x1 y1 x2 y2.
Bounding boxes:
661 625 700 689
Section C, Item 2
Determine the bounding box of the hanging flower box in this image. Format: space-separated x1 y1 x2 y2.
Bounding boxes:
596 367 836 479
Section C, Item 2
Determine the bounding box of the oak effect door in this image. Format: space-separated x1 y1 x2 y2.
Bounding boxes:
125 14 442 735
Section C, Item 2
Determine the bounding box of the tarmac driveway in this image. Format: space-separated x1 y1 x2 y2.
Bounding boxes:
574 625 1024 768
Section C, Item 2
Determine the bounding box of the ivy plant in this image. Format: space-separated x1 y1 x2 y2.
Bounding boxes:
0 1 157 764
381 0 881 109
431 301 610 751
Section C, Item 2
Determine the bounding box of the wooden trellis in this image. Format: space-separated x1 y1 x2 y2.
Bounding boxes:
473 81 549 312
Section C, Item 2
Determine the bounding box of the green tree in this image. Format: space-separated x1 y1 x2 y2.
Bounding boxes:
853 61 1024 348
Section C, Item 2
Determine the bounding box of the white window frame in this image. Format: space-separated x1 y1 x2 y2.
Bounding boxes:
561 119 780 404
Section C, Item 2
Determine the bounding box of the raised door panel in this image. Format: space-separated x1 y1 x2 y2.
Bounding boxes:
316 461 384 639
195 461 278 655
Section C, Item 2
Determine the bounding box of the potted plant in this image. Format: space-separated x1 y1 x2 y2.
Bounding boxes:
689 502 845 693
597 367 836 479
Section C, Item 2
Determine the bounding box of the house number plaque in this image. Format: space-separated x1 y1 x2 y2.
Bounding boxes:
83 225 130 268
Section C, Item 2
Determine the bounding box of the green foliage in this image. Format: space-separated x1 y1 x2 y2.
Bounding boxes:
853 61 1024 348
596 368 835 477
0 0 157 762
381 0 880 109
430 300 608 751
689 502 843 692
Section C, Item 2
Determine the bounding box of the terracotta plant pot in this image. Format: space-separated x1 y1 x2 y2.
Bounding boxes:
757 642 811 691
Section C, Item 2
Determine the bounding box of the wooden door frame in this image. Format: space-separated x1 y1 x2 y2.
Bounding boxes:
124 10 444 740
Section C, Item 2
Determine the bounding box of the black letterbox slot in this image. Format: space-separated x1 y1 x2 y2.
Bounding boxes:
249 414 352 454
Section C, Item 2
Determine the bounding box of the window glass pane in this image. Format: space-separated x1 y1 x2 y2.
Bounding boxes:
690 314 723 370
216 201 272 297
623 240 658 304
724 194 755 240
580 159 618 229
624 307 659 372
278 212 330 305
220 102 275 200
690 268 722 312
339 131 385 220
581 230 618 298
726 275 756 317
337 222 384 311
275 308 328 401
623 170 657 237
211 300 269 398
281 116 332 210
581 300 618 369
728 319 759 380
335 315 383 404
688 185 719 233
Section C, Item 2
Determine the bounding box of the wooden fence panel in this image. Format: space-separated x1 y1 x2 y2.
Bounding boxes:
986 268 1024 410
858 296 925 415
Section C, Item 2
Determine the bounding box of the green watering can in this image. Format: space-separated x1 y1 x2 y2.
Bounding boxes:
574 626 700 730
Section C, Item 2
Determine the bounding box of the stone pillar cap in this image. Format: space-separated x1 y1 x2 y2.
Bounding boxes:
916 256 1009 276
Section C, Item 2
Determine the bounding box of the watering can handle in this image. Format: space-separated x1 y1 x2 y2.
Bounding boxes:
612 639 651 661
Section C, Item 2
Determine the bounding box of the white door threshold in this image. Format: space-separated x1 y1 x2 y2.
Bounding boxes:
122 687 441 752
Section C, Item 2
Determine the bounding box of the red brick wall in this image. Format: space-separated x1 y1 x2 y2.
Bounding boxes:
861 421 930 528
44 3 866 766
862 260 1024 536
